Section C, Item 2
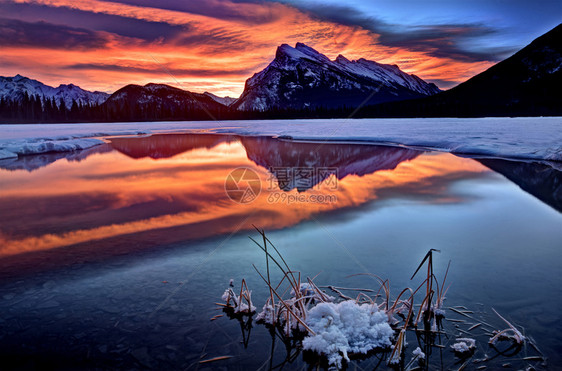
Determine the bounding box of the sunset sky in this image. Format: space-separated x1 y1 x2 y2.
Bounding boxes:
1 0 560 97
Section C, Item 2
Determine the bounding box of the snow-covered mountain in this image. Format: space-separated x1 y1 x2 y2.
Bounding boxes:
233 43 440 111
0 74 110 109
203 92 237 107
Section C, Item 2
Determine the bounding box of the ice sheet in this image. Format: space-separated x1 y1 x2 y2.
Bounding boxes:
0 117 560 161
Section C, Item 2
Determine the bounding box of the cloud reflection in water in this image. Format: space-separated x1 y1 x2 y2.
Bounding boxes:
0 134 496 269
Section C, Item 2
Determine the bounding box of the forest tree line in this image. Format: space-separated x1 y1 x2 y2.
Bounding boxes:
0 93 366 123
1 91 560 124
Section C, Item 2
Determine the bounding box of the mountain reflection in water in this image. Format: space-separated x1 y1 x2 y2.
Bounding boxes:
477 158 562 213
110 134 234 159
1 133 558 275
241 136 421 192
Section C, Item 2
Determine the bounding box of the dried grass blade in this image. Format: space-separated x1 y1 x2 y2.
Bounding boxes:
449 307 474 319
468 323 482 331
199 356 232 364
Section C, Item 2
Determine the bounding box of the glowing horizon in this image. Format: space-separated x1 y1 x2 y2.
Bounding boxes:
0 0 558 97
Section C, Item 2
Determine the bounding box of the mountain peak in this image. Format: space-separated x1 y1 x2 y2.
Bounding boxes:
275 42 331 64
59 83 77 90
275 43 305 60
294 42 319 55
335 54 351 64
142 83 184 93
294 42 331 62
234 42 441 111
12 74 29 82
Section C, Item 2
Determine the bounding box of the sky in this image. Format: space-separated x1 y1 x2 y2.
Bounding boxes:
0 0 560 97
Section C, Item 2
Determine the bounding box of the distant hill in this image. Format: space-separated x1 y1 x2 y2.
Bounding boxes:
362 23 562 117
102 83 230 121
203 92 237 107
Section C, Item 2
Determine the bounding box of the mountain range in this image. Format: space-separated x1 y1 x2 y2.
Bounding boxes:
0 74 109 109
0 23 560 121
1 42 440 113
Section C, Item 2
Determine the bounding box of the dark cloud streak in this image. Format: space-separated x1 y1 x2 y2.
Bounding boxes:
64 63 261 77
97 0 282 25
0 1 264 54
0 2 189 44
259 1 514 62
0 18 108 50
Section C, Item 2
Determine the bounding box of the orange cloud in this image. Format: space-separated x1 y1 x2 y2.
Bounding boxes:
2 0 494 96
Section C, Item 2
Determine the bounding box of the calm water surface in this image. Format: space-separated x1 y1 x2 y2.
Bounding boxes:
0 133 560 370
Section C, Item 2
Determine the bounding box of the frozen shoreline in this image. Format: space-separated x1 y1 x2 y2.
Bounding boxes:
0 117 560 162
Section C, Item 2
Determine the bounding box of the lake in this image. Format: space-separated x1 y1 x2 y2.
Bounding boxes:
0 132 560 370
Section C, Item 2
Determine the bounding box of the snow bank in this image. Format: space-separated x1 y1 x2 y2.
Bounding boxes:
0 123 155 141
0 149 17 159
302 300 393 368
0 138 104 159
210 117 562 162
451 338 476 354
0 117 560 161
0 123 153 160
